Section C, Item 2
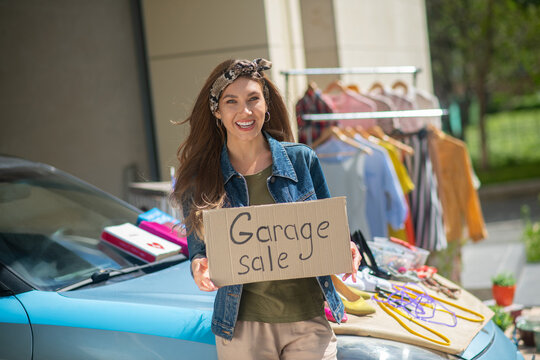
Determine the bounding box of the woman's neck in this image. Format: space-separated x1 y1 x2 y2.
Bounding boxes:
227 135 272 175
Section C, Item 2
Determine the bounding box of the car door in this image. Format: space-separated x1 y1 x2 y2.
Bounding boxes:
0 285 32 360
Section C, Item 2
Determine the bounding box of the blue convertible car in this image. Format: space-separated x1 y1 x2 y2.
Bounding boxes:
0 155 524 359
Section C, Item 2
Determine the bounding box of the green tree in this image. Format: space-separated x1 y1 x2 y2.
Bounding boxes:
426 0 540 169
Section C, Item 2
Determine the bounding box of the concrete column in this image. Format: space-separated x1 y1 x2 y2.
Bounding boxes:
299 0 340 88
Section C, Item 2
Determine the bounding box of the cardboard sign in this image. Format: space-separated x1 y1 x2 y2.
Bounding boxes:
203 197 352 286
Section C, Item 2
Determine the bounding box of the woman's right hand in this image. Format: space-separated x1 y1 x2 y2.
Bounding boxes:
191 257 220 292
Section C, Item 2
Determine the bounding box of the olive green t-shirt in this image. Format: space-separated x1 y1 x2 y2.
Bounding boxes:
237 165 324 323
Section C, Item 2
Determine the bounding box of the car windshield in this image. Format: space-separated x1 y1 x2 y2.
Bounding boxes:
0 165 145 291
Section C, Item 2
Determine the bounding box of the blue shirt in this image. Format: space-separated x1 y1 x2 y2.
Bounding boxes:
184 132 345 340
353 134 407 238
316 137 371 240
315 135 407 241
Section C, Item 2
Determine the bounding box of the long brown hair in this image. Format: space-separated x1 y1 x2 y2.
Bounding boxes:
172 59 294 238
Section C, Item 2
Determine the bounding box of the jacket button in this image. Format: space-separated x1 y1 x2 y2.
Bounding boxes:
270 177 275 183
324 281 329 288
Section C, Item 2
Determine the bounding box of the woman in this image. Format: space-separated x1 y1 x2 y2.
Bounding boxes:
173 58 360 359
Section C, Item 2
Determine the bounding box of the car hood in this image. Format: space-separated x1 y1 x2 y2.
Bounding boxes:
17 262 508 358
59 260 216 309
63 261 502 360
17 261 217 345
459 320 495 359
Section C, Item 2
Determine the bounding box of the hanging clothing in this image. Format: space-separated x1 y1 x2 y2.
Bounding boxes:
368 85 417 133
316 137 371 241
362 93 398 134
403 129 447 252
414 89 442 131
377 140 415 244
428 128 487 243
296 88 337 144
387 89 419 133
378 140 415 194
324 90 377 128
352 135 408 240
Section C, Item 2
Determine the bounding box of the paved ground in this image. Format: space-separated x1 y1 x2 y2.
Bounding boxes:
460 179 540 358
461 179 540 306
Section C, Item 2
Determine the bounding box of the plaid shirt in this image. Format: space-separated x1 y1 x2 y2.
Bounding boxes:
296 89 336 144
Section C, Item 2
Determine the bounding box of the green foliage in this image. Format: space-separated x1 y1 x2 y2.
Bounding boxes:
426 0 540 168
465 108 540 170
474 162 540 185
489 305 513 331
489 92 540 113
427 0 540 109
521 199 540 263
491 272 516 287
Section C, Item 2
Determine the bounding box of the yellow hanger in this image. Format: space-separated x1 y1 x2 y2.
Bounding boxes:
369 81 385 94
402 285 485 323
391 80 409 95
374 294 451 346
312 126 373 155
324 80 348 94
347 84 361 93
368 125 414 156
307 81 319 92
373 284 486 346
352 125 374 141
345 126 380 146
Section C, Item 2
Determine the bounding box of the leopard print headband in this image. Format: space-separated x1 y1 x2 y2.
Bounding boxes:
209 58 272 115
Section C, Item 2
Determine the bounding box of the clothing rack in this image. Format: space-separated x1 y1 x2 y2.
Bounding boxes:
300 109 448 145
280 66 422 104
301 109 447 122
280 66 446 145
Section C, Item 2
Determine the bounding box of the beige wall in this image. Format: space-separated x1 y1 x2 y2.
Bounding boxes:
142 0 269 181
0 1 433 200
141 0 305 179
295 0 432 97
0 1 151 198
142 0 434 180
333 0 433 92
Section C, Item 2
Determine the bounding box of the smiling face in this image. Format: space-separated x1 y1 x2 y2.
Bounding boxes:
214 77 267 148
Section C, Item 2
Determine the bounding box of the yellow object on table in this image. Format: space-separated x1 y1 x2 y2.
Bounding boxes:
330 274 493 355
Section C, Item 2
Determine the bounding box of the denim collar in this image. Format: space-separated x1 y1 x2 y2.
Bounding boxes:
220 131 298 184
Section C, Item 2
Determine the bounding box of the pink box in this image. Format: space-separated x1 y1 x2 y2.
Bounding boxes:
138 221 188 256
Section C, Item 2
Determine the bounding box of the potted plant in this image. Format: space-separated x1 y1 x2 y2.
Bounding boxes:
491 272 516 307
488 305 513 331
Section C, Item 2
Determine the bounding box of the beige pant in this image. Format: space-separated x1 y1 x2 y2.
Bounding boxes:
216 315 337 360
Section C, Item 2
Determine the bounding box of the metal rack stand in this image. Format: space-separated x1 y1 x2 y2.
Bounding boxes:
279 66 448 145
280 66 422 104
301 109 447 122
300 109 448 145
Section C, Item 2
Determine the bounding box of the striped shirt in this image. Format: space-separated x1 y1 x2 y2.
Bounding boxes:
403 129 447 251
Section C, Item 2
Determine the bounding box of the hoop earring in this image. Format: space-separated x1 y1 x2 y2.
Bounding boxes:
216 117 221 127
264 112 270 123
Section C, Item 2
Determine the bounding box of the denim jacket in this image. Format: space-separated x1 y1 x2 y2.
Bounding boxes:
186 132 345 340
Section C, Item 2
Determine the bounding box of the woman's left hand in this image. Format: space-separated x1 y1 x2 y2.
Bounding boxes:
342 241 361 282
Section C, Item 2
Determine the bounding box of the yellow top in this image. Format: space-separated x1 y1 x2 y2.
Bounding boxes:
378 140 414 241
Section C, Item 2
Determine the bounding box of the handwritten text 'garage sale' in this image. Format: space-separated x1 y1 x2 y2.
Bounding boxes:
203 197 352 286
